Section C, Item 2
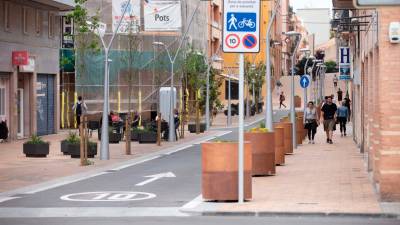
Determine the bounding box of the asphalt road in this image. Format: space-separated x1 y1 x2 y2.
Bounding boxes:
1 216 399 225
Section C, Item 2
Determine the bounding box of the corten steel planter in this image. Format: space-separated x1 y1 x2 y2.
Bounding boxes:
245 132 275 176
202 142 252 201
272 125 285 165
296 117 304 145
278 122 293 155
23 143 49 157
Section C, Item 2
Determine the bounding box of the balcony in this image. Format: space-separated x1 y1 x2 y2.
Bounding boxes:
212 26 221 40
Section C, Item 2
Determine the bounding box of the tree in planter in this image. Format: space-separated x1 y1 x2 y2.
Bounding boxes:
246 61 266 114
182 47 207 124
199 67 223 123
121 17 141 155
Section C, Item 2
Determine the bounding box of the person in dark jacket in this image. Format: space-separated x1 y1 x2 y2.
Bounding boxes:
0 118 8 142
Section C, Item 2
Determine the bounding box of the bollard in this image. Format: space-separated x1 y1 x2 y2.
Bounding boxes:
125 116 131 155
83 116 88 162
157 113 161 146
79 116 84 166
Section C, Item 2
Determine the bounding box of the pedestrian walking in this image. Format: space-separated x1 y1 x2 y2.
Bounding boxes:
337 88 343 104
320 96 337 144
72 96 87 129
344 97 351 122
337 102 349 137
279 91 286 109
333 74 338 88
304 101 319 144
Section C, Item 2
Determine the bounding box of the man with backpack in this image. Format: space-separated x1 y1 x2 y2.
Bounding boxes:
279 91 286 109
72 96 88 129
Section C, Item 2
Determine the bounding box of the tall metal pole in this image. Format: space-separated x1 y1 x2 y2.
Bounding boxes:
169 58 175 142
265 2 279 131
238 53 245 203
100 49 110 160
228 75 232 126
290 54 297 149
303 57 310 117
99 0 130 160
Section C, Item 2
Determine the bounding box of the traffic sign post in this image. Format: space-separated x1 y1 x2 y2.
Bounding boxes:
223 0 260 203
300 75 310 88
223 0 260 53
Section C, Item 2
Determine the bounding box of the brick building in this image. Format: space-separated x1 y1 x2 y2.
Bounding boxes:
332 0 400 201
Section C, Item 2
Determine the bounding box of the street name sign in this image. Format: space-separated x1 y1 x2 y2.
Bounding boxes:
223 0 260 53
300 75 310 88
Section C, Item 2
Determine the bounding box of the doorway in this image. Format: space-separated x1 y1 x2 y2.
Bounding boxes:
17 88 24 138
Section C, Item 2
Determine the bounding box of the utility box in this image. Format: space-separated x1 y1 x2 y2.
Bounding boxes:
159 87 177 121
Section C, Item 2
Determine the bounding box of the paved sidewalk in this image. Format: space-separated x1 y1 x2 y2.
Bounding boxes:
183 125 387 216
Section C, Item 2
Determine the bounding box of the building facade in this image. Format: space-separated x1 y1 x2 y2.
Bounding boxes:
332 0 400 201
0 0 73 140
296 8 331 46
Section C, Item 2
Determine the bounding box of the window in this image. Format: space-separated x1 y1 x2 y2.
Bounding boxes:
35 9 42 35
23 7 28 34
4 1 10 31
0 87 5 116
48 12 54 38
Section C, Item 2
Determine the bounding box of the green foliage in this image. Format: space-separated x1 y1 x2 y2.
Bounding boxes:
259 121 266 128
25 135 46 145
68 0 101 79
295 56 314 75
184 47 207 90
213 139 235 143
325 60 338 73
199 67 223 113
245 60 265 104
66 132 80 144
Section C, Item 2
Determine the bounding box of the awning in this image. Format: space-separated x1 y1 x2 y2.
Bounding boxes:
332 0 355 9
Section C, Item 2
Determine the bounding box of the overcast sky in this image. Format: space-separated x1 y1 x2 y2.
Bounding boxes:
290 0 332 11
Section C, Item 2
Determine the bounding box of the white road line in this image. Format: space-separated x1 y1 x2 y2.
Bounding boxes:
181 195 203 209
112 155 161 171
164 145 193 155
25 172 111 194
0 207 188 217
0 197 20 203
216 131 232 137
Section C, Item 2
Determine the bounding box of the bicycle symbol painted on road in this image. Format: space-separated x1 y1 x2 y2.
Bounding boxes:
226 12 256 32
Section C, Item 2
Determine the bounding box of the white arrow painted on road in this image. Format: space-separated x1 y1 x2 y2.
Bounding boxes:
135 172 176 186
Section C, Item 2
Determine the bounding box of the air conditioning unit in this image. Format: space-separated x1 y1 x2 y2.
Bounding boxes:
389 22 400 44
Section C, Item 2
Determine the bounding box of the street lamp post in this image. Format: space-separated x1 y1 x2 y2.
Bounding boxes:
300 48 311 117
153 42 175 142
286 31 302 150
265 1 280 131
151 0 201 142
97 1 130 160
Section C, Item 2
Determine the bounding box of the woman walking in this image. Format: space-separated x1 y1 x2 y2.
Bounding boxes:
304 101 319 144
337 102 349 136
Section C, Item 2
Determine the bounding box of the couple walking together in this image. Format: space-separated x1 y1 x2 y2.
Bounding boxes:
304 96 349 144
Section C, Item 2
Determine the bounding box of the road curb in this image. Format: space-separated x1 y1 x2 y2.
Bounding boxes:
181 208 400 219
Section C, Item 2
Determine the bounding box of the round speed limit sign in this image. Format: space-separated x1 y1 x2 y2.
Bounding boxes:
225 34 240 49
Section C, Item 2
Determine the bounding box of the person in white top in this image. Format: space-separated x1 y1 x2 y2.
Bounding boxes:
304 101 319 144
